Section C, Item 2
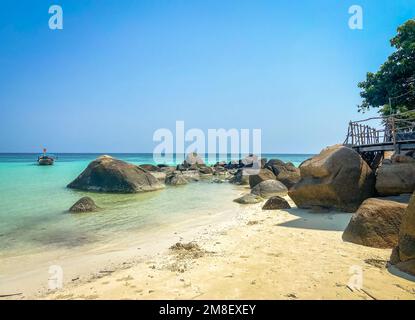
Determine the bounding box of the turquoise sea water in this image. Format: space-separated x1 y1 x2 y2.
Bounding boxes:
0 153 311 260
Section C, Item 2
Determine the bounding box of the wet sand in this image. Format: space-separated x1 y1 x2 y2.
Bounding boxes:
37 196 415 300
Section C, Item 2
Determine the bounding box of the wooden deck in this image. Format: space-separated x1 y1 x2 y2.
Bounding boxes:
343 112 415 168
348 140 415 153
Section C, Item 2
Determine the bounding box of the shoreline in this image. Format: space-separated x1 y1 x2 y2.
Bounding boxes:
0 185 247 299
33 196 415 300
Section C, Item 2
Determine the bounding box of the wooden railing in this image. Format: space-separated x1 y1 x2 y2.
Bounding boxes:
344 112 415 147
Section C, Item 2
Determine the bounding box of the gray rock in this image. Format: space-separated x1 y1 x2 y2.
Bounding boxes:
233 194 263 204
265 159 301 189
262 196 291 210
229 168 250 185
165 173 188 186
181 170 200 182
185 152 205 165
251 180 288 198
159 166 176 175
198 166 214 175
248 168 276 188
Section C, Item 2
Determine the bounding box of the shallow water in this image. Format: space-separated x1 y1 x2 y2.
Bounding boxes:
0 153 311 262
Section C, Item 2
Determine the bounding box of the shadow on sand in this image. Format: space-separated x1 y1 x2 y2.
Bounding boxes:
275 208 352 232
388 264 415 283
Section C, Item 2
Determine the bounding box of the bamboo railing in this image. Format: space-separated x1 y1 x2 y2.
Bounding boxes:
344 112 415 147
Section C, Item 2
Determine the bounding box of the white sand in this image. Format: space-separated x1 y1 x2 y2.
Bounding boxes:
33 196 415 300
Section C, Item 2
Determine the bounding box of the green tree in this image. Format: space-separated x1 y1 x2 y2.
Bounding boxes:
358 19 415 116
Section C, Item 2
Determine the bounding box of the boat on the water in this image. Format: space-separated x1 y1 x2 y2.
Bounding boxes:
38 148 55 165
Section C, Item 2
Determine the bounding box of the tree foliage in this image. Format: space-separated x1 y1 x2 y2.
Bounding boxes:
358 19 415 116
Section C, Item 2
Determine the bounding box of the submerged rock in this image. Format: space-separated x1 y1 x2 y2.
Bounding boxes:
390 193 415 276
67 155 164 193
288 145 375 212
262 196 291 210
251 180 288 198
342 198 407 248
69 197 99 213
233 194 263 204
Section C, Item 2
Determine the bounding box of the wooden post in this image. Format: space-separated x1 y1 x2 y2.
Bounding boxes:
351 122 355 145
391 116 399 153
360 124 364 145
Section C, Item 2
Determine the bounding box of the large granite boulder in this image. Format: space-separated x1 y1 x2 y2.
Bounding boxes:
262 196 291 210
248 168 276 188
376 155 415 196
69 197 99 213
390 193 415 275
342 198 407 248
266 159 300 189
67 156 165 193
251 180 288 198
288 145 375 212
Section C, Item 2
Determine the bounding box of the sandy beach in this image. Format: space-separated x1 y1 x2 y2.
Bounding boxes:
36 194 415 300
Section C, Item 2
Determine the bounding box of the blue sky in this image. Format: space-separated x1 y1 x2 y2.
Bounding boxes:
0 0 414 153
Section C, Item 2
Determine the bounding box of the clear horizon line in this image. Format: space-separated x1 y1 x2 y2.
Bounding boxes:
0 151 316 155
